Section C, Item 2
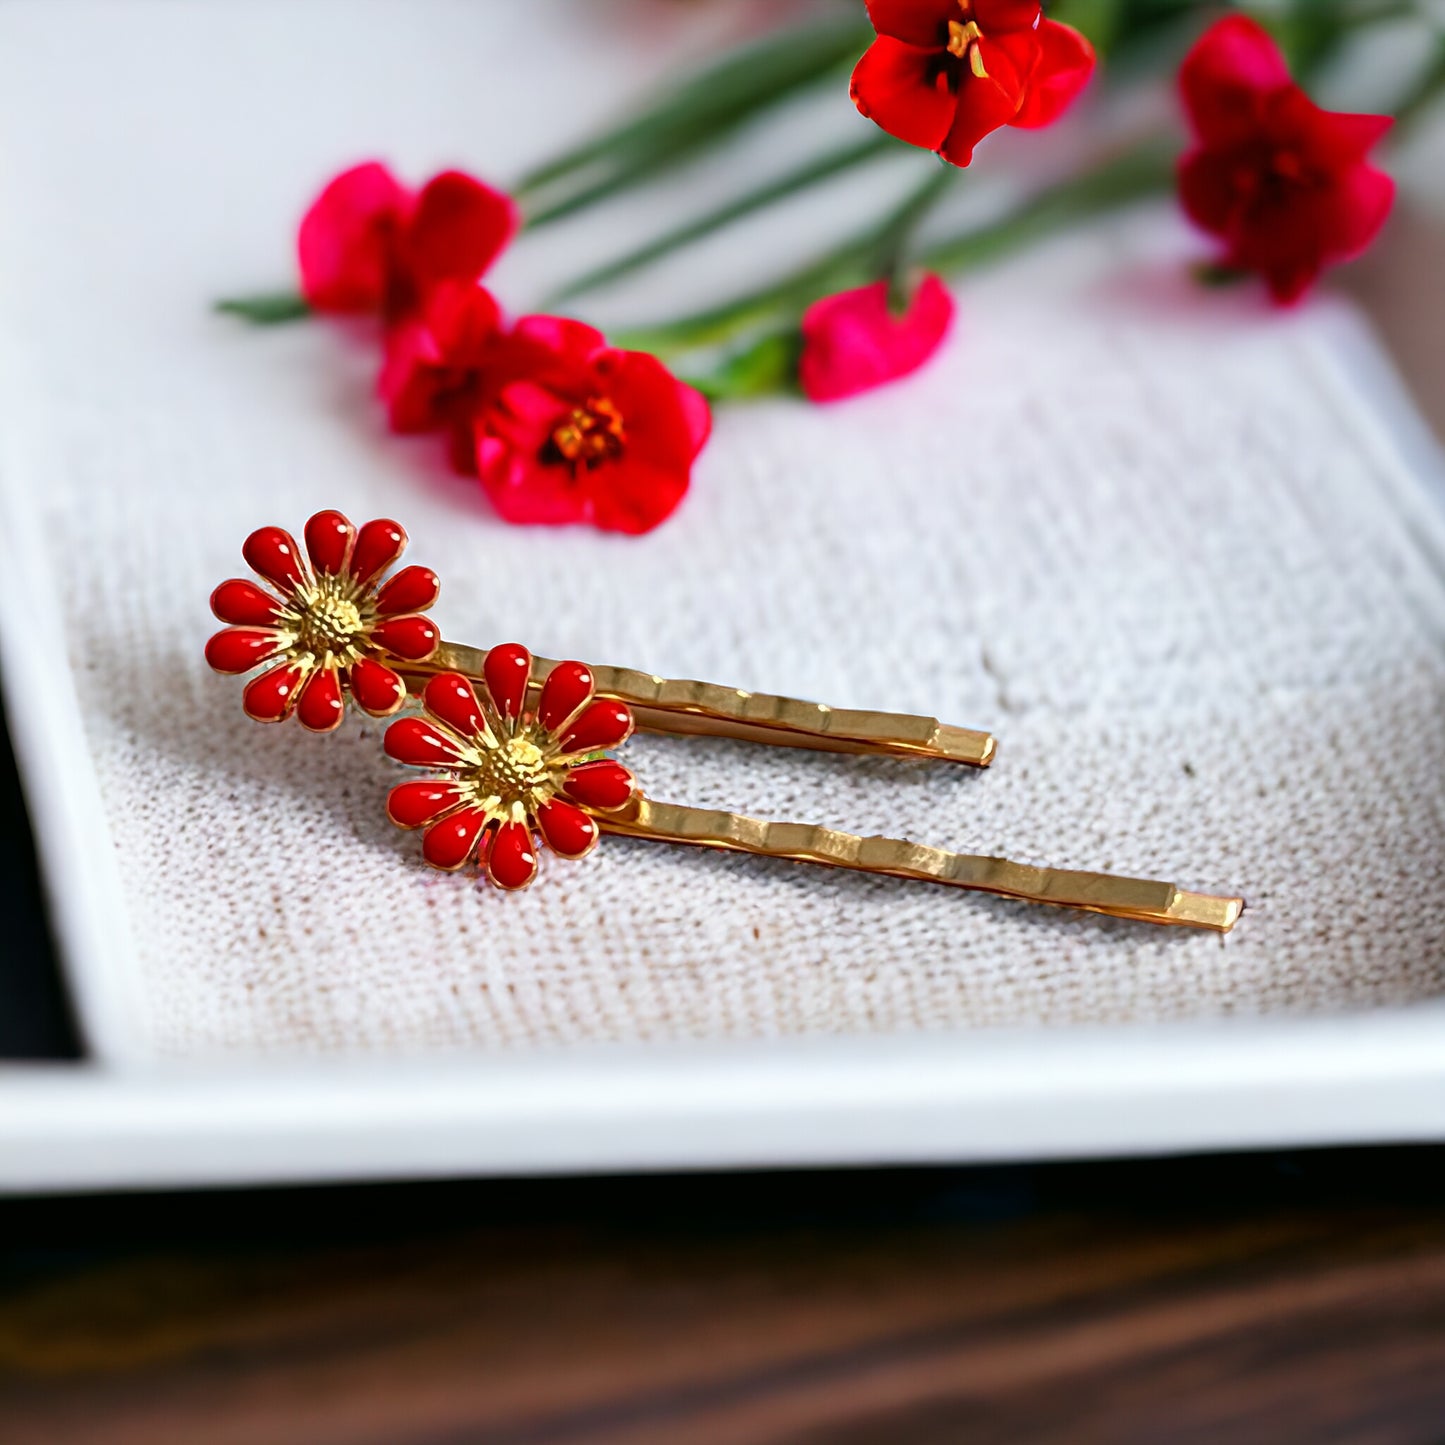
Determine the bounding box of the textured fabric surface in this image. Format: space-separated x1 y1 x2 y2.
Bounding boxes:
2 2 1444 1061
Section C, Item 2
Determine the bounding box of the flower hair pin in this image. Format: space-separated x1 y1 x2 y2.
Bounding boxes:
207 511 1243 929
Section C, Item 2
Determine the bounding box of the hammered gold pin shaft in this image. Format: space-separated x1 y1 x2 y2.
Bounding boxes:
409 642 997 767
600 797 1243 931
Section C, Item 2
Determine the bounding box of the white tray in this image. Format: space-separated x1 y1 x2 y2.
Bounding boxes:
2 0 1444 1192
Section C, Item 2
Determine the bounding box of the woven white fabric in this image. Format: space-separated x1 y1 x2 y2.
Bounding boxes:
2 2 1444 1061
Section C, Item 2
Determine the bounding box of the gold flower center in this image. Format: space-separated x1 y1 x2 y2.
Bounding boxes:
549 396 627 470
297 581 365 657
466 734 553 815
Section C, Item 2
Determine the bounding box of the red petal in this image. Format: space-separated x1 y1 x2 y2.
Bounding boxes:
296 665 346 733
562 758 637 812
423 673 488 740
486 819 538 890
535 799 598 860
210 579 283 627
863 0 957 47
537 661 594 734
590 457 693 535
938 69 1024 165
1012 20 1095 130
1315 162 1395 261
422 807 490 871
799 273 954 403
372 614 440 662
349 518 408 586
297 161 409 312
303 510 355 576
350 656 407 716
483 642 532 721
242 662 310 723
850 37 957 153
375 564 440 617
1177 149 1237 237
1179 16 1291 148
560 699 633 754
973 0 1042 30
506 314 607 367
384 715 468 767
242 525 308 596
388 779 468 829
1314 109 1392 164
402 171 519 294
205 627 286 675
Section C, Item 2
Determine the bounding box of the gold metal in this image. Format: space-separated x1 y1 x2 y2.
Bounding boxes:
408 642 997 768
600 797 1243 932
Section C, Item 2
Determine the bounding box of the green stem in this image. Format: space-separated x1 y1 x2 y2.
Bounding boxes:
547 132 898 303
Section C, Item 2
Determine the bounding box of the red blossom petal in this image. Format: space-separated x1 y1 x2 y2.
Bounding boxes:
850 37 958 153
205 627 286 675
296 665 346 733
349 518 408 586
378 282 504 434
388 780 469 829
560 699 633 754
1314 109 1393 163
535 799 599 860
589 457 694 534
486 819 538 890
371 615 439 661
483 642 532 722
1314 162 1395 261
938 38 1031 164
375 564 440 616
1177 149 1237 238
242 525 308 596
423 806 491 871
973 0 1042 31
385 715 468 767
538 661 595 734
303 509 355 576
799 273 954 403
401 170 519 296
424 673 488 740
864 0 957 46
349 656 408 716
1011 20 1095 130
242 662 310 723
210 579 283 627
562 758 637 812
297 161 409 312
1179 16 1292 149
507 314 608 367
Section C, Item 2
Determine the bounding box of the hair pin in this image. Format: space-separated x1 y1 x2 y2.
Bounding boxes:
206 511 1243 931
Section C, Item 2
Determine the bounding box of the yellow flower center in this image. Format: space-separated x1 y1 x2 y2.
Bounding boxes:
549 396 627 470
946 17 989 79
464 734 555 820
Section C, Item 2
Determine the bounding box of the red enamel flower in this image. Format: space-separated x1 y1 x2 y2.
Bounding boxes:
384 648 638 890
1178 16 1395 304
472 316 712 535
298 161 519 318
206 510 441 731
799 273 955 402
850 0 1095 167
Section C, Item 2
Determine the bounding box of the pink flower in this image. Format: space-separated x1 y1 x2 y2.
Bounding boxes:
472 316 712 535
798 274 955 402
1178 17 1394 304
298 161 518 318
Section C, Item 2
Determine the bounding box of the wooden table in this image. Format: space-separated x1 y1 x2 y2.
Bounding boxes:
2 1149 1444 1444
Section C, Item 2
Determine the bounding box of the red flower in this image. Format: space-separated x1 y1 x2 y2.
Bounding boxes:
799 273 954 402
850 1 1095 167
1178 16 1394 304
384 647 638 890
472 316 712 535
378 280 505 462
206 510 441 731
298 161 519 318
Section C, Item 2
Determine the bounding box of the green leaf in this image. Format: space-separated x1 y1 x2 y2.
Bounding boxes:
214 292 311 324
516 14 874 223
547 132 897 303
684 330 803 401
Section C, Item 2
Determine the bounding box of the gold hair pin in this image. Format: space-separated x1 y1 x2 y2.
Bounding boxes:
206 510 1243 931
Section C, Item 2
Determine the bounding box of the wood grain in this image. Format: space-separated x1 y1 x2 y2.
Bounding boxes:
2 1152 1444 1444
